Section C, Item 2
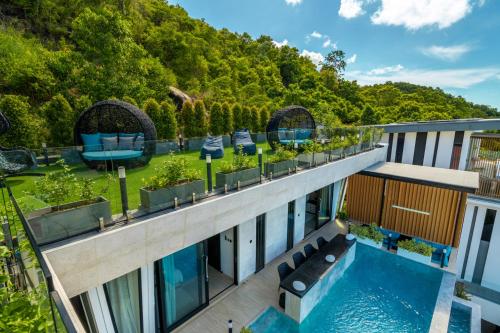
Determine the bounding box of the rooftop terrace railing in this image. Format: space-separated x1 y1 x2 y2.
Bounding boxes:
466 133 500 199
7 126 383 249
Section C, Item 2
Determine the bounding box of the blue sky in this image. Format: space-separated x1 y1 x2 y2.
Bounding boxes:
174 0 500 110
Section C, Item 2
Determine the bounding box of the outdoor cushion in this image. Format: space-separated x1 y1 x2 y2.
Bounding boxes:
118 136 135 150
295 129 312 140
233 130 256 155
102 136 118 151
119 132 138 139
82 150 143 161
81 133 102 152
200 136 224 159
99 132 118 138
134 135 144 151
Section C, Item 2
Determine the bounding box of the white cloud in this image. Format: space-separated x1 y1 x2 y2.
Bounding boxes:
300 50 325 67
339 0 365 19
322 38 332 48
310 31 322 38
371 0 472 30
421 44 472 61
346 66 500 89
285 0 302 6
272 39 289 48
367 64 404 75
346 54 357 64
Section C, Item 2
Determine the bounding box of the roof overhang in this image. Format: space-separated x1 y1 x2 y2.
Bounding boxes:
375 118 500 133
360 162 479 193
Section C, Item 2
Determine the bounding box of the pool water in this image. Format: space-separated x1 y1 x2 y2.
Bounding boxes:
250 243 444 333
448 304 471 333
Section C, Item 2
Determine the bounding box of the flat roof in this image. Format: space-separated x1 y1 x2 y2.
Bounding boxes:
360 162 479 193
374 118 500 133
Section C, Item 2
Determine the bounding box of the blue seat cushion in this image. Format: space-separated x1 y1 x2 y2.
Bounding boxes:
119 132 138 138
82 150 143 161
81 133 102 152
99 132 118 138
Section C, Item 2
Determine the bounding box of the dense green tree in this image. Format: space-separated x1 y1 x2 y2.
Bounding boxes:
323 50 346 75
143 98 162 137
221 102 233 134
209 102 224 135
181 101 195 138
250 107 260 133
193 100 208 137
161 100 177 139
361 104 379 125
259 107 270 132
43 94 75 146
241 106 252 131
123 96 139 107
232 103 243 131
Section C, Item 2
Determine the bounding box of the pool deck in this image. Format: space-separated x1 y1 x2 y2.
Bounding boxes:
174 220 345 333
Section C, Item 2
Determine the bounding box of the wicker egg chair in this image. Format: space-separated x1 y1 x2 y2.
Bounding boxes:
266 105 316 150
74 100 157 169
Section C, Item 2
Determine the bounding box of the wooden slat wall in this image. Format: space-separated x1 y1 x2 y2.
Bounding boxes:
381 180 461 245
346 174 384 224
347 175 468 246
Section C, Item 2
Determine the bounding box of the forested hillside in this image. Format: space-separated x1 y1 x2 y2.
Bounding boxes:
0 0 497 148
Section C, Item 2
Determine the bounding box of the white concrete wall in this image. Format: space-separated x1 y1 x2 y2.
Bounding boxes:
480 212 500 291
265 204 288 264
456 204 476 275
294 196 306 245
237 219 256 282
220 228 234 279
390 133 397 162
464 207 486 281
423 132 437 166
458 131 472 171
435 131 455 168
470 296 500 326
402 132 416 164
381 133 389 144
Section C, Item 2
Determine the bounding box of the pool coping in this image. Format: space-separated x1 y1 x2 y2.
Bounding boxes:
429 272 456 333
452 296 482 333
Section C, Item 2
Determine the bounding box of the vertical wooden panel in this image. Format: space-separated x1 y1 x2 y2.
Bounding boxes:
346 175 384 224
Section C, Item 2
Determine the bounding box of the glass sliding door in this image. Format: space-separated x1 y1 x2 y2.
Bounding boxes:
104 269 142 333
157 242 208 331
317 185 332 229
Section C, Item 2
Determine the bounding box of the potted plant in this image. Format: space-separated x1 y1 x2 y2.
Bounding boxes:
343 129 360 156
323 137 344 161
265 145 297 177
397 239 434 265
26 160 112 245
350 223 384 248
297 141 327 167
216 148 260 190
360 128 373 151
140 156 204 212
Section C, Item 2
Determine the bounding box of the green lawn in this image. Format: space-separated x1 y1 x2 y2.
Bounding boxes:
7 143 272 215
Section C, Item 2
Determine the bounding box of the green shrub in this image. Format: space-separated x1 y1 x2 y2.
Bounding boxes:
123 96 138 107
241 106 252 130
268 145 297 163
232 103 243 131
250 106 260 133
350 223 384 243
398 239 433 257
259 107 269 132
337 210 348 220
302 141 324 154
219 147 257 173
144 156 201 190
193 99 208 137
43 94 75 146
240 328 253 333
143 98 162 136
209 102 224 135
222 102 233 134
161 100 177 140
181 101 195 137
455 282 471 301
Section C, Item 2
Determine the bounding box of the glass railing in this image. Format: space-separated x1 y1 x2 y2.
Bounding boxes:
6 127 382 247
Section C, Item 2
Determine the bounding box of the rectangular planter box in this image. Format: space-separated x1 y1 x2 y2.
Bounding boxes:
397 248 432 265
324 148 343 161
343 146 357 156
215 167 261 190
185 137 205 151
297 152 327 167
355 237 382 249
251 132 267 143
155 140 179 155
222 135 231 148
27 196 111 245
140 179 205 212
265 159 297 178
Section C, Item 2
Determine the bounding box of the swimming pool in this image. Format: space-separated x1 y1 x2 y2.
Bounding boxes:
250 243 444 333
448 303 471 333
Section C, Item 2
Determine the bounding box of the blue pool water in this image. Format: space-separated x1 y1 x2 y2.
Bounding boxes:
448 304 471 333
250 243 444 333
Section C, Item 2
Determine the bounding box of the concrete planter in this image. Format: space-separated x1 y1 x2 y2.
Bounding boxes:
155 140 179 155
251 132 267 143
355 237 382 249
27 196 111 245
216 167 260 190
222 135 231 147
297 152 327 167
265 159 297 178
397 248 432 265
140 179 205 212
185 137 205 151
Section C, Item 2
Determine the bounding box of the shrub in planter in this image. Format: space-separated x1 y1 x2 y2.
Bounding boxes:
141 156 203 211
397 239 434 265
350 223 384 248
216 148 259 190
27 160 112 244
297 141 327 166
323 138 344 161
265 145 297 177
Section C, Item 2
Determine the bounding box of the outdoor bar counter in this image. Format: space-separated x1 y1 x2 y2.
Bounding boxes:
280 234 357 323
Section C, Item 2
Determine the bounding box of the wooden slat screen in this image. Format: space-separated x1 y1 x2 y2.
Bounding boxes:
346 174 384 224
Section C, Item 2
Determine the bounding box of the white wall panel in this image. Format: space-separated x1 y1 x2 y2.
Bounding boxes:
237 218 256 282
390 133 397 162
480 212 500 292
265 204 288 264
423 132 437 166
220 228 234 279
458 131 472 170
402 132 416 164
435 131 455 168
464 207 486 281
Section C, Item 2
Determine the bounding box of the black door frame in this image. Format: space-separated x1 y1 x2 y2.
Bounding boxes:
287 201 295 251
255 214 266 273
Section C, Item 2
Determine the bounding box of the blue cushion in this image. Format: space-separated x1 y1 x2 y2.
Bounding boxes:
102 136 118 151
81 133 102 152
99 132 118 138
134 135 144 151
82 150 143 161
118 136 135 150
119 132 138 139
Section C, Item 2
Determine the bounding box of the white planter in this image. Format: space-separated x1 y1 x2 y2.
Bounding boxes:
397 248 432 265
355 237 382 249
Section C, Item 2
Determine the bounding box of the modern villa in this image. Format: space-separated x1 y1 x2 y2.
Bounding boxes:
3 103 500 333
